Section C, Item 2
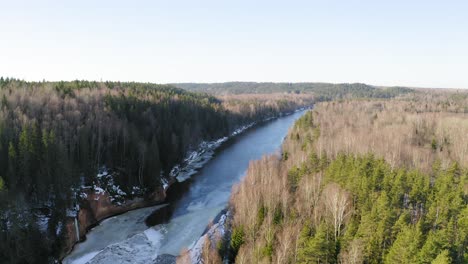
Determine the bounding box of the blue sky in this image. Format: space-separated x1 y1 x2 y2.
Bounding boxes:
1 0 467 88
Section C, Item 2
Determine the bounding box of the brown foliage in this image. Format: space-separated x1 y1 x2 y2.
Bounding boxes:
231 91 468 263
176 248 192 264
229 92 468 263
312 99 468 171
339 239 364 264
201 236 222 264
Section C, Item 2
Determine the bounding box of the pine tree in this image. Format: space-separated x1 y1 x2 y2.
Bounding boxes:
297 223 336 263
384 225 421 264
431 250 451 264
7 142 17 188
0 176 5 191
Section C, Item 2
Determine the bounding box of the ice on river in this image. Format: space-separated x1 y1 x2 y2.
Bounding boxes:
63 204 167 264
64 110 307 264
69 251 102 264
89 209 222 263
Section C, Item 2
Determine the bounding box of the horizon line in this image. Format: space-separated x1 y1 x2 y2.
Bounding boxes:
1 76 467 90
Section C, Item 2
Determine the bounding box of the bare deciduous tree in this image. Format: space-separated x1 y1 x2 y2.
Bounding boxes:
339 239 364 264
322 183 353 241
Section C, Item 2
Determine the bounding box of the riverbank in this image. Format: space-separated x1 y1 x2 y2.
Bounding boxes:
62 107 310 263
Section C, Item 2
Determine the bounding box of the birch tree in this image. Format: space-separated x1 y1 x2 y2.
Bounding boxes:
322 183 352 241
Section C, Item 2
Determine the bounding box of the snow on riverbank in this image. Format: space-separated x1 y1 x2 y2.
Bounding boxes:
168 122 257 183
170 137 228 182
64 108 310 264
189 211 230 264
168 109 310 184
230 122 255 136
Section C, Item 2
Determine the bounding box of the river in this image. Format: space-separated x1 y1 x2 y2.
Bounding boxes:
63 110 306 264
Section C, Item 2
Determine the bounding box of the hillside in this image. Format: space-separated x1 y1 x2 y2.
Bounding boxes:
0 78 313 263
195 91 468 264
173 82 414 100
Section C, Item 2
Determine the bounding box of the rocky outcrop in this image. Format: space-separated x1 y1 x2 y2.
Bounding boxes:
60 187 167 259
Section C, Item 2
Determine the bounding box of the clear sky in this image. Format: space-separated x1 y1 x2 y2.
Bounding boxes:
1 0 467 88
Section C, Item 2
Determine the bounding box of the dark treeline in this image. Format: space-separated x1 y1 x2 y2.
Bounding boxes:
173 82 414 100
0 78 312 263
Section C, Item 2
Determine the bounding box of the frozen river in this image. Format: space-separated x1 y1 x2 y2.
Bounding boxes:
63 110 306 264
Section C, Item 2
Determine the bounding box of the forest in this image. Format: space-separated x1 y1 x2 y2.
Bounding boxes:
194 91 468 264
173 82 414 101
1 78 466 264
0 78 313 263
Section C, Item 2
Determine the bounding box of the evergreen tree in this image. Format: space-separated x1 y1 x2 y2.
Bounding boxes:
384 225 422 264
431 250 452 264
0 176 4 191
297 223 336 263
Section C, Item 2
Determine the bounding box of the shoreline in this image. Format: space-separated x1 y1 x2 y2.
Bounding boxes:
61 106 311 263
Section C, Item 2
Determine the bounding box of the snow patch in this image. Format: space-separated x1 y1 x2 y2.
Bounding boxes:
170 137 228 182
66 209 77 217
160 178 169 191
36 214 50 233
88 167 131 205
131 186 144 196
94 186 105 195
230 122 255 136
67 250 103 264
189 212 230 264
56 221 63 236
